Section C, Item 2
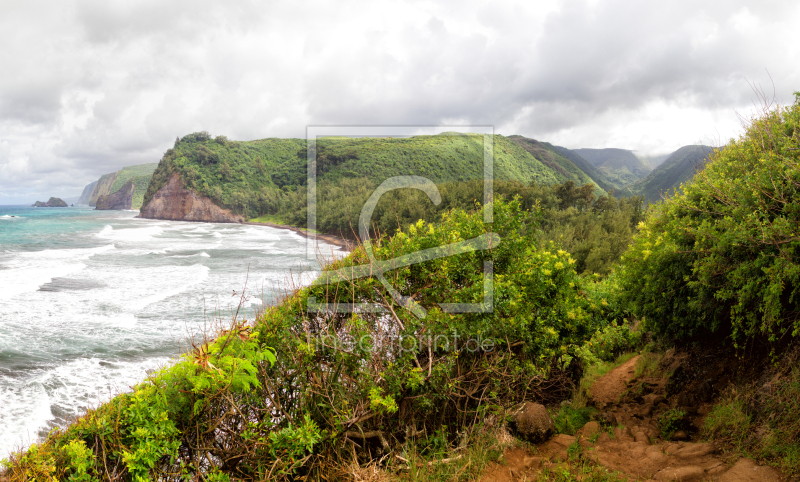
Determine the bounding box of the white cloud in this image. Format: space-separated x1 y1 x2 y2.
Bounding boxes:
0 0 798 203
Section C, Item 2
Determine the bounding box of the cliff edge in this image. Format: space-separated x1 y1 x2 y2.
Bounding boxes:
96 180 135 210
139 173 244 223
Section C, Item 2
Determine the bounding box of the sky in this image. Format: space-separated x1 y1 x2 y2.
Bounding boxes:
1 0 799 204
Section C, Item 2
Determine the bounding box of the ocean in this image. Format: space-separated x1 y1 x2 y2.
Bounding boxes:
0 205 340 458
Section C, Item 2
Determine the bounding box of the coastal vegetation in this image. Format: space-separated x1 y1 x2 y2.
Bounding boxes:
4 95 800 480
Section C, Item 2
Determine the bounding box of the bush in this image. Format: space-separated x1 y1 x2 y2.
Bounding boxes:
617 96 800 345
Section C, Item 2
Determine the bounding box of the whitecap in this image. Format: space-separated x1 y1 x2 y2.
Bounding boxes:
97 225 164 243
0 245 115 301
0 355 172 458
169 252 210 258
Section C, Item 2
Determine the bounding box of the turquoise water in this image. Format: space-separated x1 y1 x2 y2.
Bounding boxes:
0 206 340 457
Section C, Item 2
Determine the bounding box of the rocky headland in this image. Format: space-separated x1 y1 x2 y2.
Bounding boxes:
139 173 244 223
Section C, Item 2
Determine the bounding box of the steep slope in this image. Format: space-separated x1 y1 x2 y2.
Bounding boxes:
84 163 158 208
95 180 135 210
541 143 629 195
573 148 651 188
140 131 586 222
630 145 714 202
507 136 602 190
77 181 97 205
88 172 117 206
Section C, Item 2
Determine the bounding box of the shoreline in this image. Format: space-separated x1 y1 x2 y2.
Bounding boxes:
134 211 356 251
242 221 355 252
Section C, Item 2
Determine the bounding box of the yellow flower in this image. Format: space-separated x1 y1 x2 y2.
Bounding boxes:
554 262 564 270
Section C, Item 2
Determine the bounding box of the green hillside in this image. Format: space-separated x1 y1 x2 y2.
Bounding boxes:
143 132 591 221
540 142 628 195
630 145 713 202
507 136 602 190
84 163 158 209
573 148 651 188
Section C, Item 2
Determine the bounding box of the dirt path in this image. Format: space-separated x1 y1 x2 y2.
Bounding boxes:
479 354 785 481
591 355 640 406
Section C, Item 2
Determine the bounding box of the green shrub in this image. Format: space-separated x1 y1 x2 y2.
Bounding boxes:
658 408 688 440
617 97 800 345
702 398 751 446
552 405 596 435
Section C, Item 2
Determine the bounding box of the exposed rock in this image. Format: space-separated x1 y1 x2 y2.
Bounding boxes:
32 197 68 207
507 402 555 443
653 465 705 481
576 421 602 438
139 173 244 223
719 458 783 482
671 430 689 441
96 181 135 210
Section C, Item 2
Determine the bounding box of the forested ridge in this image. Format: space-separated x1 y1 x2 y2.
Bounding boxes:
141 132 606 222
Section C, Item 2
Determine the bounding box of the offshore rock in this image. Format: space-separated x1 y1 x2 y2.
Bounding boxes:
32 197 68 207
96 180 135 210
139 173 244 223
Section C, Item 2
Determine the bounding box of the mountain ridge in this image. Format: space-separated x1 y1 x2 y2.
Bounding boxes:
630 145 714 202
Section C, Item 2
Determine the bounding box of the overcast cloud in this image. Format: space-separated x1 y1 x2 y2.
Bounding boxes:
1 0 798 203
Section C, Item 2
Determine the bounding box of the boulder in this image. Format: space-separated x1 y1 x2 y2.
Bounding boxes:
507 402 554 443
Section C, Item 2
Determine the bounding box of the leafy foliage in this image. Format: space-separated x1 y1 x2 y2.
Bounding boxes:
617 98 800 344
552 405 596 435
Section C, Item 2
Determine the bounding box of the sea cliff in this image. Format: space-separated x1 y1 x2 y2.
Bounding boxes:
95 180 135 210
139 173 244 223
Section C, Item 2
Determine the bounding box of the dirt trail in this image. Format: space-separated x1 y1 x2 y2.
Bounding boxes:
591 355 640 406
479 354 785 481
